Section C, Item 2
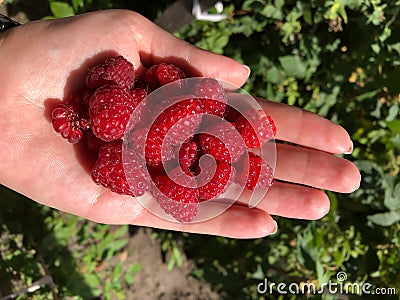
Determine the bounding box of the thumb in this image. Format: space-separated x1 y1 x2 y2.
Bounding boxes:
122 10 250 87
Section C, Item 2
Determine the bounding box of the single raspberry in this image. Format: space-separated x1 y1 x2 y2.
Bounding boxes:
129 88 147 104
124 149 151 197
235 152 274 190
144 131 175 167
126 127 175 172
151 168 199 222
85 55 135 90
92 141 149 196
51 102 89 143
145 98 202 167
144 63 186 90
126 126 174 172
192 78 227 117
158 99 202 140
178 140 200 171
89 85 142 142
197 160 235 201
199 122 246 164
128 88 148 126
234 109 276 148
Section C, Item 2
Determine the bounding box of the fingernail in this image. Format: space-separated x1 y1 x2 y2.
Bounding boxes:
243 64 251 78
344 140 353 154
356 172 362 190
270 220 278 235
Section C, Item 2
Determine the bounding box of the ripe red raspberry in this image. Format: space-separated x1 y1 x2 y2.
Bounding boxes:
89 85 144 142
234 109 276 148
128 88 148 126
151 168 199 222
126 127 174 173
192 78 227 117
199 122 246 164
145 98 202 167
92 141 150 196
144 63 186 90
197 160 235 201
85 56 135 90
235 152 274 190
161 101 202 145
178 140 200 171
52 102 89 143
129 88 147 103
144 132 175 167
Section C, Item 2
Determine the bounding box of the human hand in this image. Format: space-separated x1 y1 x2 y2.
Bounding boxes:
0 10 360 238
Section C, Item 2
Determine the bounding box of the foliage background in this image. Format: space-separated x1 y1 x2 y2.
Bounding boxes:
1 0 399 299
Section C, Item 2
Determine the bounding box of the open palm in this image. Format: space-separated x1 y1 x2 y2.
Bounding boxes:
0 10 360 238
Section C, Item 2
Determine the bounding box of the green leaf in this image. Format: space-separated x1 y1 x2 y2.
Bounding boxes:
112 262 122 277
383 176 400 210
242 0 265 11
368 211 400 226
85 273 101 288
113 225 128 239
279 55 307 78
386 104 399 122
274 0 284 9
127 264 141 274
124 264 141 285
303 8 313 25
266 66 283 84
355 89 380 102
50 1 75 18
173 246 183 267
261 4 283 20
167 255 175 271
388 42 400 55
329 2 348 23
386 120 400 134
371 43 380 54
196 29 231 54
106 239 128 253
71 0 84 11
190 268 204 279
124 273 135 285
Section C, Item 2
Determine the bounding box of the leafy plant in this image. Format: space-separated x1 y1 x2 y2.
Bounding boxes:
0 185 139 299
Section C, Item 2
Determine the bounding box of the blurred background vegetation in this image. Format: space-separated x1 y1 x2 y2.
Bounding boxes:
0 0 399 299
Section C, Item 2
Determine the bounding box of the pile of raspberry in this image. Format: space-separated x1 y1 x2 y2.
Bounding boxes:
51 55 276 222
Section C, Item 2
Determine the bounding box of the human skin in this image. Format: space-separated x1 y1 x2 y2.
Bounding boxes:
0 10 360 238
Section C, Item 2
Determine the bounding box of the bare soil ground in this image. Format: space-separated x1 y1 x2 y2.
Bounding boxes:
126 228 219 300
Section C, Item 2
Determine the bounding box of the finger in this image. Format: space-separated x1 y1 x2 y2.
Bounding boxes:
135 205 277 239
274 143 361 193
84 191 277 239
238 181 330 220
121 10 250 86
258 99 353 154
